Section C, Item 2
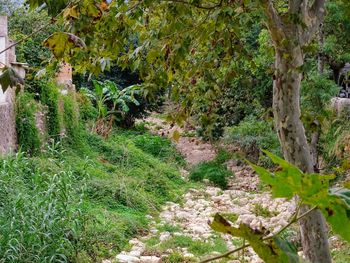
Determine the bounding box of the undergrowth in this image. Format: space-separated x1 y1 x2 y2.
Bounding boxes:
224 116 281 167
16 92 41 155
0 127 188 262
189 150 234 189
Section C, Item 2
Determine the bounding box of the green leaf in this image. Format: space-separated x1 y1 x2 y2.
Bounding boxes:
0 67 24 92
210 214 298 263
172 130 181 142
322 188 350 242
274 237 300 263
252 152 350 242
44 32 85 59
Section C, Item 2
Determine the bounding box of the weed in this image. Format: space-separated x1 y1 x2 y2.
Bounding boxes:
252 203 277 218
16 92 41 155
189 161 232 189
40 81 61 139
220 212 239 223
158 223 182 233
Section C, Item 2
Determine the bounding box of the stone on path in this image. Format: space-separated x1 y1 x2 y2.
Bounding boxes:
116 254 140 263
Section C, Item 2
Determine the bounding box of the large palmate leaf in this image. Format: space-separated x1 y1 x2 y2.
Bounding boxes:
251 151 350 242
44 32 85 59
210 214 299 263
0 67 24 92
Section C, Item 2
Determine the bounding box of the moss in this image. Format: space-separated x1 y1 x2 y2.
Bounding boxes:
16 92 41 155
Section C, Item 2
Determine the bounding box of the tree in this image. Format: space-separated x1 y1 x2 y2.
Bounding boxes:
0 0 23 15
24 0 345 262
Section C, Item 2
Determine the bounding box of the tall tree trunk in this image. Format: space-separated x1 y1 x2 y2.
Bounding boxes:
273 45 332 263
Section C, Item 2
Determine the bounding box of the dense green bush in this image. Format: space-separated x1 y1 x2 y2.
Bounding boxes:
320 111 350 167
189 160 232 189
132 133 185 165
76 92 98 122
16 92 41 155
224 116 281 166
0 152 86 263
0 126 187 261
40 81 61 139
62 94 83 146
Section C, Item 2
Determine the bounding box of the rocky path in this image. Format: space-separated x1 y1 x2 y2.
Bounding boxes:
109 117 295 263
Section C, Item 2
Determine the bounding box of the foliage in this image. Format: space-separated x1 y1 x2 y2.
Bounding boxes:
209 151 350 262
0 151 86 262
76 91 98 122
65 128 186 259
81 80 143 136
0 67 24 92
0 123 188 261
211 214 298 263
320 111 350 167
301 69 340 134
16 92 41 155
131 132 185 165
251 151 350 242
189 159 232 189
39 81 61 138
224 116 281 166
62 93 82 145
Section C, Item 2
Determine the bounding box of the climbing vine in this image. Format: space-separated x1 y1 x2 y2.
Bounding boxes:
16 92 41 155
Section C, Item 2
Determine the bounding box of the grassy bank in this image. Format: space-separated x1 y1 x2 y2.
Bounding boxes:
0 127 188 262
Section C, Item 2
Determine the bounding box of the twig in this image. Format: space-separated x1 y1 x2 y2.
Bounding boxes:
200 243 250 263
0 0 75 56
200 205 318 263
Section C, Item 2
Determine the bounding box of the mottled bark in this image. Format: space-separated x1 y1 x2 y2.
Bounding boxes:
273 46 331 263
262 1 331 261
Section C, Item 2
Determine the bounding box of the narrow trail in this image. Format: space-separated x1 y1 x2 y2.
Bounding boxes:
109 116 295 263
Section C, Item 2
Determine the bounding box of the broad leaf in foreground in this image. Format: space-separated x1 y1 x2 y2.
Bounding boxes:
210 214 299 263
0 67 24 92
251 151 350 242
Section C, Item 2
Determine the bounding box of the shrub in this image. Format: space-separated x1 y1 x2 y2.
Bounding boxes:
16 92 41 155
320 110 350 168
39 81 61 139
224 116 281 166
189 161 232 189
132 133 185 165
76 91 98 122
62 94 83 146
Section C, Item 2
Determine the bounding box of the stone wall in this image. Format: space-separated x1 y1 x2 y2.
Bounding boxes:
0 89 17 155
0 16 26 155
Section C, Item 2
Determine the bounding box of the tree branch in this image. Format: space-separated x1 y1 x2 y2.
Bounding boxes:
0 0 74 57
260 0 285 44
300 0 326 45
199 204 317 263
164 0 223 10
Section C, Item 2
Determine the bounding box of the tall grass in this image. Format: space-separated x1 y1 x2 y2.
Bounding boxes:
0 150 87 263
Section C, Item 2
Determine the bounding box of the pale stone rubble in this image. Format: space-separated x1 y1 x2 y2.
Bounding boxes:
111 164 295 263
111 117 295 262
